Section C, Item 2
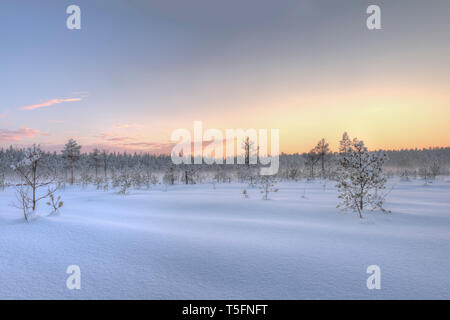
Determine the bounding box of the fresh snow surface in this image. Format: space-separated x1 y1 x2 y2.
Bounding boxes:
1 178 450 299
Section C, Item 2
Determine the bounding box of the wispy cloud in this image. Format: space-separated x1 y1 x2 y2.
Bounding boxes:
94 133 174 154
21 98 82 111
0 127 46 142
97 133 136 143
114 123 142 129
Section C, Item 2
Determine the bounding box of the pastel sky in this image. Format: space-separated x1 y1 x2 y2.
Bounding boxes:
1 0 449 153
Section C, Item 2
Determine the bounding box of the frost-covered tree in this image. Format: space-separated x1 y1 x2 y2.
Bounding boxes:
314 138 330 179
182 166 197 185
0 150 7 190
163 165 177 185
62 139 81 184
304 149 320 180
11 145 58 220
117 170 133 195
242 136 256 166
100 150 109 179
336 133 388 218
90 148 102 179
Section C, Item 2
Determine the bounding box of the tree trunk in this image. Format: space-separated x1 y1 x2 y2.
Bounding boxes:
321 156 325 177
32 162 37 211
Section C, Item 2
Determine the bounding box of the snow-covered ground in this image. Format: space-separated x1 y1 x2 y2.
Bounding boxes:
1 178 449 299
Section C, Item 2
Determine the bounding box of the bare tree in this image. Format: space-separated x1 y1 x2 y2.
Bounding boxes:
242 136 256 166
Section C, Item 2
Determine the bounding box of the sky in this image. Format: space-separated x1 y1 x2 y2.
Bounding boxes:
0 0 449 154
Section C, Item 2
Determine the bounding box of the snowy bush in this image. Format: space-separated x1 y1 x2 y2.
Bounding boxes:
46 193 64 215
163 166 177 185
13 186 32 222
117 171 133 195
259 175 278 200
80 170 92 188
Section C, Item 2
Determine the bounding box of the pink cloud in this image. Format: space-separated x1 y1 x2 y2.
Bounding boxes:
0 112 7 119
0 127 45 142
21 98 82 111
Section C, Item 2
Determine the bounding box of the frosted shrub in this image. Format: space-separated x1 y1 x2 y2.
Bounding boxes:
259 176 278 200
0 172 5 191
80 171 92 189
13 186 32 222
400 170 411 182
46 193 64 215
118 171 133 195
94 176 104 190
163 166 176 185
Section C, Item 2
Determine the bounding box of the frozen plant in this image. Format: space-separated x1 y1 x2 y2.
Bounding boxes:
11 144 59 219
117 171 133 195
62 139 81 185
94 176 104 190
336 133 388 218
400 170 411 182
13 186 32 222
259 176 278 200
46 192 64 215
80 170 92 189
314 138 330 179
163 166 177 185
300 188 307 199
304 149 320 180
242 189 249 198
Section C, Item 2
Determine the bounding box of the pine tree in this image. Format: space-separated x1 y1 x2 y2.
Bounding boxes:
314 138 330 178
336 133 388 218
90 148 101 179
62 139 81 184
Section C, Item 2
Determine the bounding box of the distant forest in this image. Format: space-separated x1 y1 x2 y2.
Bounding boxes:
1 142 449 187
